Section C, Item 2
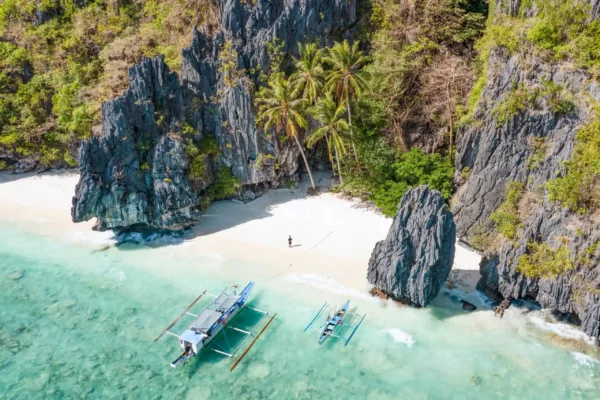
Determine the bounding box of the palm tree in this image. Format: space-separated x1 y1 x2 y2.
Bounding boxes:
290 42 333 177
307 96 349 183
323 40 370 161
290 43 324 106
256 75 316 190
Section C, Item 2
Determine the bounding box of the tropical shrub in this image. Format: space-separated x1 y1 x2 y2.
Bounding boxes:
490 181 525 241
208 167 240 200
547 111 600 212
517 241 573 278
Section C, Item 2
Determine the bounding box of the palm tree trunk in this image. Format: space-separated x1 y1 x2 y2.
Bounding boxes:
324 134 336 176
334 142 343 185
345 89 359 162
293 134 316 190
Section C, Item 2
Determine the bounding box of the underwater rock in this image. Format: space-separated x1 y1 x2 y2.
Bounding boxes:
185 386 213 400
8 271 24 280
461 300 477 311
61 299 77 308
248 363 271 379
367 186 456 307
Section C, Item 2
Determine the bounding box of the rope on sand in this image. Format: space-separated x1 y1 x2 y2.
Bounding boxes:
254 196 367 283
255 230 334 283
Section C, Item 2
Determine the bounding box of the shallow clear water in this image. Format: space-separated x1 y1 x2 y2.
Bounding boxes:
1 220 599 399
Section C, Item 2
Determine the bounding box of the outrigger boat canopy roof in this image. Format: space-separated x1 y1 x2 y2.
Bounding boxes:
214 292 239 311
192 310 222 333
154 282 276 372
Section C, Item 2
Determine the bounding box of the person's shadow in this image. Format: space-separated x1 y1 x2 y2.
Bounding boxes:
290 244 302 248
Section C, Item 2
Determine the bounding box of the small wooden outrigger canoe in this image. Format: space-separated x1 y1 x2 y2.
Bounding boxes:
304 300 366 347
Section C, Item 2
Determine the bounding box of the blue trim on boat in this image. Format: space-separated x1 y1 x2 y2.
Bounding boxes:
341 300 350 312
344 314 366 347
304 302 328 332
207 283 255 335
238 282 254 305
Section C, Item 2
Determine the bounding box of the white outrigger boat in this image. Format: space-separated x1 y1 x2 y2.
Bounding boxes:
304 300 366 346
154 282 276 371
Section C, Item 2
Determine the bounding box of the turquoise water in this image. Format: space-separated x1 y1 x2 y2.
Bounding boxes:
1 220 599 399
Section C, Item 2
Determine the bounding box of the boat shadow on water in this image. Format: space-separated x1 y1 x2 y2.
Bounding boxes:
185 317 282 376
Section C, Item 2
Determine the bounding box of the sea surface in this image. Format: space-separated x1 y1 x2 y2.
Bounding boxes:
1 219 599 399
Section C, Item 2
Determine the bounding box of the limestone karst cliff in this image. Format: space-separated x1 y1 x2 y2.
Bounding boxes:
452 0 600 338
71 0 357 230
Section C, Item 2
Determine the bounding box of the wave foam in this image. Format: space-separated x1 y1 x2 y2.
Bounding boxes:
283 274 373 301
529 313 596 346
571 352 598 368
384 329 415 348
68 230 117 247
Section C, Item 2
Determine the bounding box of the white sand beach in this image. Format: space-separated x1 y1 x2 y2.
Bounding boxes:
0 170 481 294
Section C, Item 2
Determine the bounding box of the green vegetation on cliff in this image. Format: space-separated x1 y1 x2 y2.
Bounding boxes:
330 0 488 215
491 79 574 126
525 0 600 72
208 167 241 201
466 0 591 123
517 240 574 279
490 181 525 241
547 109 600 213
0 0 215 168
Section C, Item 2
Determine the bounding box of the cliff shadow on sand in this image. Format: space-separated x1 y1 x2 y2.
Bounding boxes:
113 172 335 249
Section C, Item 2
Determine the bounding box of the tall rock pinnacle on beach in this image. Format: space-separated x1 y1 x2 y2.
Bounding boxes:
367 186 456 307
72 0 357 231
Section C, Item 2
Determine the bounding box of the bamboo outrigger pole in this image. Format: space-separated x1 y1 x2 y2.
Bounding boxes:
154 291 207 342
230 313 277 372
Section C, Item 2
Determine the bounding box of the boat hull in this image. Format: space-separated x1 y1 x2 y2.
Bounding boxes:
169 283 254 367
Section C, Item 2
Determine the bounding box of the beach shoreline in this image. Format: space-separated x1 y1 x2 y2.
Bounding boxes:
0 170 480 295
3 170 600 378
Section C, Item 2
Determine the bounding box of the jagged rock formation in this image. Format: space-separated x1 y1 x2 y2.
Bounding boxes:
367 186 456 307
72 0 357 230
452 0 600 337
72 57 200 231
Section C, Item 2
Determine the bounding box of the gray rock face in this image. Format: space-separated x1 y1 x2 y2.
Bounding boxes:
72 57 200 231
453 3 600 337
367 186 456 307
477 206 600 337
73 0 357 230
452 48 594 237
181 0 357 187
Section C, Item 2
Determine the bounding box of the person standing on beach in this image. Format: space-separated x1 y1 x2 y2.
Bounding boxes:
288 235 293 248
